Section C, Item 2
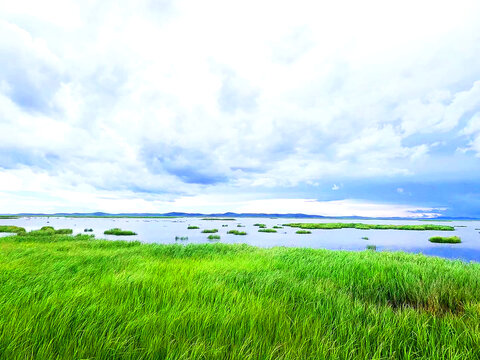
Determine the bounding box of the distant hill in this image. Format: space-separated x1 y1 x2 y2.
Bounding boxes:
2 212 478 220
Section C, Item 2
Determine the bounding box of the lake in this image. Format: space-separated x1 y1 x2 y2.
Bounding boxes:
1 217 480 262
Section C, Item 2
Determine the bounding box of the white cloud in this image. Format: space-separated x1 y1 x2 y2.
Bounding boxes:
0 0 479 213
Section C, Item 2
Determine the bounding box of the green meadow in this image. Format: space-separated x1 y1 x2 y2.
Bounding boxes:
0 230 480 359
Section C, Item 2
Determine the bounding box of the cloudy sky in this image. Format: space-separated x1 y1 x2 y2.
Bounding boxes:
1 0 480 217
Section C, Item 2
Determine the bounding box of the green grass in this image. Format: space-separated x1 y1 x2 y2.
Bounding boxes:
0 216 19 219
201 218 236 221
273 225 283 229
201 229 218 233
429 236 462 244
284 223 455 231
0 234 480 358
258 228 277 233
366 245 377 250
296 230 312 234
207 235 221 240
104 228 137 236
227 230 247 235
187 226 200 229
0 225 26 234
16 227 73 236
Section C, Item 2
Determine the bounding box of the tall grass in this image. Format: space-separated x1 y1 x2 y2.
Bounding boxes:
284 223 455 231
1 233 480 359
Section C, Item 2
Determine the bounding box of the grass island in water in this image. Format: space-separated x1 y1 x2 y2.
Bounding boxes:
104 228 137 236
429 236 462 244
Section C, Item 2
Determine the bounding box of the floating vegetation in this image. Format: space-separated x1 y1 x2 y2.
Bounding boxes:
104 228 137 236
187 226 199 230
222 224 228 227
237 224 245 227
175 236 189 241
0 225 26 234
227 230 247 235
429 236 461 244
258 229 277 233
84 229 94 232
366 245 377 251
201 218 236 221
284 223 455 231
201 229 218 233
362 236 369 240
207 235 221 240
254 223 266 228
273 226 283 229
296 230 312 234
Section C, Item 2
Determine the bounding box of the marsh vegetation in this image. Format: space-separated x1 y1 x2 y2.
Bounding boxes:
284 223 455 231
187 226 200 229
429 236 462 244
201 229 218 233
258 228 277 233
227 230 247 235
104 228 137 236
296 230 312 234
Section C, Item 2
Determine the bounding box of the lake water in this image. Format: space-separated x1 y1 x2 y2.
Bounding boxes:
1 217 480 262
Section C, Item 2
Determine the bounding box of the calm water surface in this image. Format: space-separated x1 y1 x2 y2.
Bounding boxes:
1 217 480 262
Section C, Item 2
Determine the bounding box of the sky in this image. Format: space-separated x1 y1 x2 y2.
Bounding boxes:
1 0 480 217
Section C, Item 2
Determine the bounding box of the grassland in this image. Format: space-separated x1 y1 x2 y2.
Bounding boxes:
104 228 137 236
0 216 19 219
284 223 455 231
0 232 479 359
429 236 462 244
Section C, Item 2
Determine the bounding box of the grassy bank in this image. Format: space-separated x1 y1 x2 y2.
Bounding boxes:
0 233 480 359
284 223 455 231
